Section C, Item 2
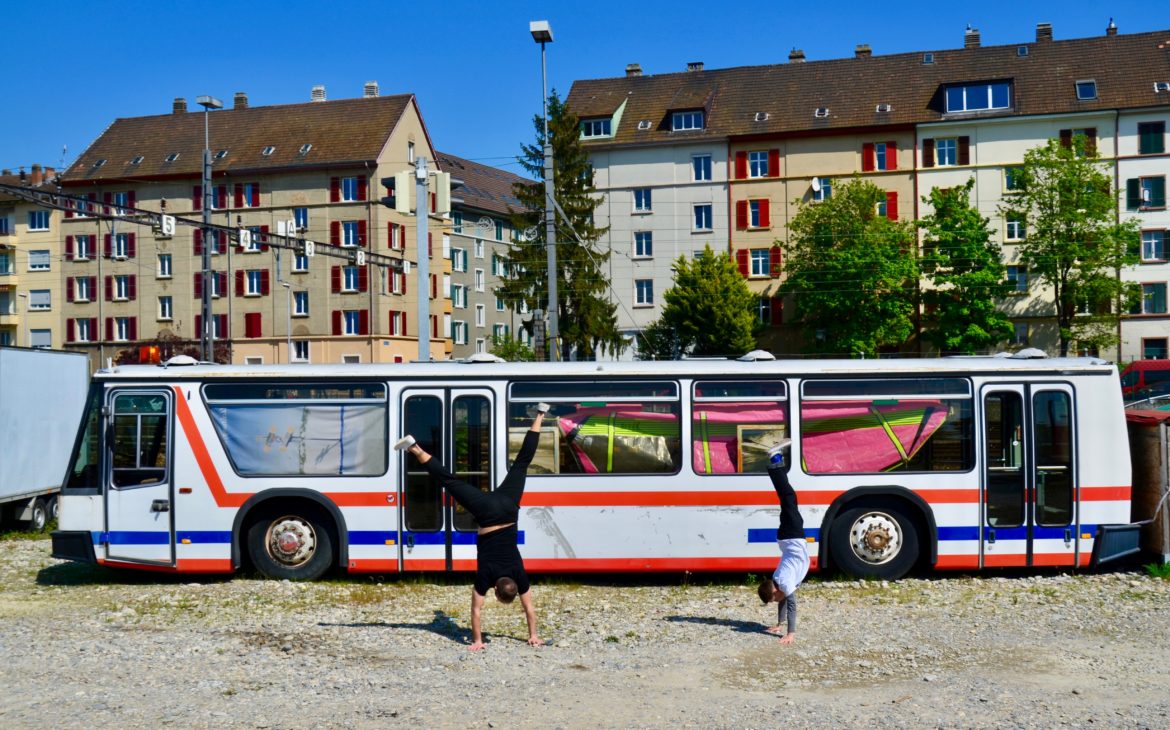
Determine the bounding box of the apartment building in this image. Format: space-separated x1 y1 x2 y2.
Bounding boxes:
567 24 1170 358
0 165 63 349
434 151 532 358
57 85 451 368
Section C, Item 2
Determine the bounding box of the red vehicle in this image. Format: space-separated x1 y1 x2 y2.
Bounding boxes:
1120 360 1170 397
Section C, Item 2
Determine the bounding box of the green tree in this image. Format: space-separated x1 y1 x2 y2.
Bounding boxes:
637 246 757 359
1000 136 1140 356
780 177 919 357
488 333 537 362
919 179 1014 354
503 92 624 360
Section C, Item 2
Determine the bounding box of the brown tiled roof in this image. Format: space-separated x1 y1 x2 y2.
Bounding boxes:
0 172 56 202
567 29 1170 146
60 95 415 184
434 151 531 215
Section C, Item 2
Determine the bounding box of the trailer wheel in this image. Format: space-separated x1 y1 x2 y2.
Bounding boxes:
29 498 50 533
246 508 334 581
829 502 919 580
46 496 59 523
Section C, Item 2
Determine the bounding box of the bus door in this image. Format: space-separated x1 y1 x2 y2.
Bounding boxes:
104 390 175 565
400 388 495 571
981 384 1077 568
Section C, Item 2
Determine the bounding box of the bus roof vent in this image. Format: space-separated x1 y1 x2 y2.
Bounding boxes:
463 353 506 363
737 349 776 361
1010 347 1047 359
162 355 200 367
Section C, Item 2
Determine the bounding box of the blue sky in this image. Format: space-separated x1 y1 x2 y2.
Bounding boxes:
2 1 1163 178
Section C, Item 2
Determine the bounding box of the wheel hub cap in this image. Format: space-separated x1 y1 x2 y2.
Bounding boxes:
267 518 316 567
849 512 902 565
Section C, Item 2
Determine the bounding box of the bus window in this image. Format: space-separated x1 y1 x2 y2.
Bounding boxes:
1033 391 1073 527
692 380 788 474
111 393 170 488
984 391 1025 527
64 386 103 492
508 381 681 475
204 382 387 476
799 378 974 474
451 395 491 532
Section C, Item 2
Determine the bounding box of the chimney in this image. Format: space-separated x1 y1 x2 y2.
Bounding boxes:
625 63 642 77
1 169 10 176
233 92 248 109
788 48 806 63
311 85 326 102
30 164 43 186
1106 18 1117 36
1036 23 1053 42
855 44 872 58
173 97 187 114
364 80 379 98
687 61 704 72
964 25 981 49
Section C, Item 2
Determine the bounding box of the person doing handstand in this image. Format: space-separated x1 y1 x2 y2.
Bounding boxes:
757 441 810 645
395 404 550 651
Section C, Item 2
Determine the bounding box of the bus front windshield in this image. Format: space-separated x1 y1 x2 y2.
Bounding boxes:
63 386 103 492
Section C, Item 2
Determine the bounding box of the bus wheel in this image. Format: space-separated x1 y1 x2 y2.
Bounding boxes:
247 510 334 580
29 498 50 532
829 503 919 580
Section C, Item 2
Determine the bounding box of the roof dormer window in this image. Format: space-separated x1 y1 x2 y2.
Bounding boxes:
671 110 704 131
1076 79 1097 101
944 81 1011 113
581 118 612 138
261 146 275 156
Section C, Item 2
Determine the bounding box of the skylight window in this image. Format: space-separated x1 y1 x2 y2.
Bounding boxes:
1017 46 1029 57
215 149 228 159
923 53 934 64
165 153 180 162
814 107 830 118
637 120 651 130
130 155 144 165
261 146 275 156
299 143 312 155
1076 79 1097 101
754 112 769 121
876 103 892 113
92 159 106 169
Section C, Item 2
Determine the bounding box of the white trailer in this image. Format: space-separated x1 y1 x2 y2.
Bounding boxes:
0 347 89 530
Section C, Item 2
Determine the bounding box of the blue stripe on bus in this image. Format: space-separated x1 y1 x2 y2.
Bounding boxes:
101 531 171 545
747 528 819 543
348 530 526 546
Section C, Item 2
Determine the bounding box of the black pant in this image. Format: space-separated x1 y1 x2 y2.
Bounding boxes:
422 430 540 524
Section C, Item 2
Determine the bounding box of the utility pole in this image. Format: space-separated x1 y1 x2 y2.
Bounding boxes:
196 95 222 361
415 156 430 361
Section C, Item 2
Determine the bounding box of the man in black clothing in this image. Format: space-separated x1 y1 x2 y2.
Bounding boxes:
396 404 549 651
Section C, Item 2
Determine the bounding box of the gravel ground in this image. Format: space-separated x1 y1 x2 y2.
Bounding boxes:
0 538 1168 729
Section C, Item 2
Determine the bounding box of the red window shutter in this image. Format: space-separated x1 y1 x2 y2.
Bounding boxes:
430 274 437 300
128 317 137 341
388 222 395 248
127 233 136 258
400 224 406 249
330 221 341 246
401 311 407 336
193 185 202 211
430 191 436 214
428 232 433 258
195 315 202 338
129 275 137 300
358 220 367 247
194 273 203 299
260 225 270 252
65 200 74 219
431 314 438 338
923 139 935 168
758 200 770 228
127 191 136 209
235 270 245 297
734 151 747 180
736 248 749 277
769 247 782 278
261 269 270 295
862 143 875 172
401 271 407 295
330 177 340 203
233 184 243 208
886 192 899 220
218 272 228 296
66 319 75 342
770 298 783 327
217 314 228 338
104 275 112 301
105 318 113 341
245 312 261 338
958 136 970 165
735 200 748 229
331 265 341 293
89 317 97 337
193 229 203 255
357 175 367 201
103 192 112 215
886 141 898 170
66 278 75 302
359 309 369 335
332 310 342 335
251 182 260 208
1059 129 1072 148
65 236 74 260
768 149 780 177
216 186 227 209
358 266 369 292
104 234 112 258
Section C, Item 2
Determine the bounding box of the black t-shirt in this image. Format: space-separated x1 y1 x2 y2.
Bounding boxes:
473 525 529 596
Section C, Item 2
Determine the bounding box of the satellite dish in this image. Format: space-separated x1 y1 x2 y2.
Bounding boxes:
810 178 821 193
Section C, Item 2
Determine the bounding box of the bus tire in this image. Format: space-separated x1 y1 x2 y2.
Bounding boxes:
829 502 919 580
246 508 334 581
29 498 50 532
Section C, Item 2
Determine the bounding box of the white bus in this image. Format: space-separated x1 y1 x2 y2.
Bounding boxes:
51 353 1140 581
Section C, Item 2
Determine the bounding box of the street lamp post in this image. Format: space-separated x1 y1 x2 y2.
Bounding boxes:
530 20 558 362
280 281 292 363
196 95 222 362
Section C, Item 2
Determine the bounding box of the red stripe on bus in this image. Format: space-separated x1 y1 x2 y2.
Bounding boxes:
982 553 1077 568
348 559 399 573
934 555 979 569
1079 486 1130 501
520 489 979 508
96 557 234 573
523 556 818 572
324 492 396 507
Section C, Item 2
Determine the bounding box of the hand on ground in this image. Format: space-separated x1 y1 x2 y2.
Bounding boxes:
528 637 546 647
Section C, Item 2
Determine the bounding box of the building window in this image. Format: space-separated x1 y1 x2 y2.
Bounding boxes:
75 319 92 343
408 142 415 164
293 253 309 272
453 320 468 345
496 295 505 312
342 266 359 292
495 220 505 241
29 329 51 348
936 138 958 166
342 221 360 247
475 304 485 327
874 142 889 171
634 231 653 258
750 200 765 228
1012 323 1029 347
27 210 50 231
453 211 463 234
813 177 832 201
493 323 508 339
158 253 172 278
452 285 467 309
748 151 769 178
671 110 704 131
241 182 259 207
0 216 10 235
1143 338 1168 359
294 291 309 316
343 310 362 335
1005 216 1026 242
246 270 263 296
1141 283 1168 314
1005 167 1025 192
75 277 92 302
158 296 172 320
474 269 485 292
1075 80 1097 100
28 250 50 271
292 341 309 362
1007 266 1028 294
944 81 1010 113
1142 230 1167 262
635 279 654 306
750 249 770 277
341 176 361 202
581 118 612 137
72 235 92 260
114 275 131 300
634 188 652 212
452 248 466 272
1139 122 1166 155
692 154 712 181
693 204 712 231
474 239 484 259
1129 176 1167 210
114 317 132 342
28 289 50 311
293 207 309 231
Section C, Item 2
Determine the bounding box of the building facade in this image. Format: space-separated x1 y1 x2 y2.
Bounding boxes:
0 166 62 349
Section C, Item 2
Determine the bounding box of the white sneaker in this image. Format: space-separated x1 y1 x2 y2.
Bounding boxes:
394 435 416 451
768 439 791 467
536 402 551 414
